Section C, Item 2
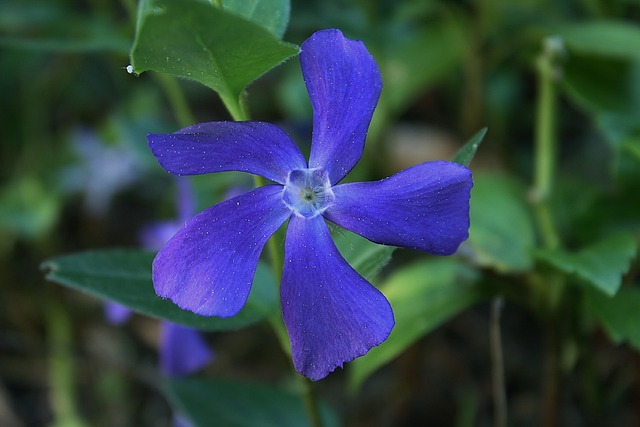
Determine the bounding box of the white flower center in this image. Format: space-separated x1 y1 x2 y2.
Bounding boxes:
283 168 334 218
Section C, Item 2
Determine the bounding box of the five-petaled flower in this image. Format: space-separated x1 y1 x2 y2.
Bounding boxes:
148 29 473 381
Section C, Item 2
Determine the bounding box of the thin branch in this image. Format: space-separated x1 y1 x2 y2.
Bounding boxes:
491 297 507 427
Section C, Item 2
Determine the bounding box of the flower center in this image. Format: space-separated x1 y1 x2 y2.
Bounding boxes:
283 168 334 218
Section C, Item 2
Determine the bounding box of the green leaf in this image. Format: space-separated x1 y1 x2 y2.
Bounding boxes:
536 234 637 296
558 21 640 60
563 55 640 118
165 378 338 427
622 137 640 164
466 173 536 272
221 0 290 39
598 114 640 186
130 0 299 119
332 227 395 281
452 127 487 167
349 258 482 391
41 249 277 330
586 285 640 349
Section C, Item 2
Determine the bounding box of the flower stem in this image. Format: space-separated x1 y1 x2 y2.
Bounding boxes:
533 37 562 251
533 36 565 427
153 73 196 127
542 318 560 427
47 299 88 427
221 91 250 122
299 376 323 427
490 298 507 427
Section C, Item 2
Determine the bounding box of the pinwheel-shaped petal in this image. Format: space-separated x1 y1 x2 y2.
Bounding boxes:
147 29 473 380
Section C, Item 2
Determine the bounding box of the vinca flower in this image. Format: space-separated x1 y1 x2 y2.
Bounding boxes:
148 29 473 380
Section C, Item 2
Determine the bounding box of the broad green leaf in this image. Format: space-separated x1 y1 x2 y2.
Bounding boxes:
596 112 640 184
165 378 338 427
586 286 640 349
466 173 536 272
536 234 637 296
349 258 482 391
222 0 290 39
41 249 277 330
558 21 640 60
597 113 640 146
563 55 640 118
333 227 395 281
573 187 640 243
452 127 487 167
623 138 640 163
130 0 299 119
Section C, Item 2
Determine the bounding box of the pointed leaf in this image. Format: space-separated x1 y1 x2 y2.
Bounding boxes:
332 226 395 281
536 234 637 296
41 249 277 330
131 0 298 109
165 378 338 427
452 127 487 167
221 0 290 39
349 258 483 391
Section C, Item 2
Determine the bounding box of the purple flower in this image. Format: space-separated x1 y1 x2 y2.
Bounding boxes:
104 301 133 325
61 127 140 216
160 322 214 377
138 177 194 249
147 29 473 380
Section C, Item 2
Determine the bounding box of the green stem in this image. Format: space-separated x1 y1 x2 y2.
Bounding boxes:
221 91 250 122
153 73 196 127
542 319 560 427
47 299 88 427
490 298 507 427
299 376 323 427
533 37 565 427
533 38 562 251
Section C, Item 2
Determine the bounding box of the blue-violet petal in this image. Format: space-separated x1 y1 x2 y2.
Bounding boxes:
148 121 306 184
302 29 382 184
153 185 291 317
324 161 473 255
281 215 394 381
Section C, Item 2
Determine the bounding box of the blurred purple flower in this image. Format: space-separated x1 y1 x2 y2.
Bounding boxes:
104 301 133 325
138 176 194 249
159 322 213 377
147 29 473 380
61 128 140 216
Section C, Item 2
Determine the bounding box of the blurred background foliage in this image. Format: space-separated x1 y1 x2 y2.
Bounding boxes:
1 0 640 426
